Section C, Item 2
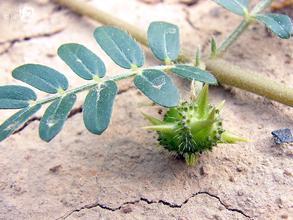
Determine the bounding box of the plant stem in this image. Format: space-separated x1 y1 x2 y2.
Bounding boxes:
34 65 171 107
36 82 97 105
54 0 293 106
217 20 251 55
218 0 274 55
206 59 293 106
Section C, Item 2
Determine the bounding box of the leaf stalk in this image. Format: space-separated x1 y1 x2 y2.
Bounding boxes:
217 20 251 55
34 64 175 107
218 0 274 55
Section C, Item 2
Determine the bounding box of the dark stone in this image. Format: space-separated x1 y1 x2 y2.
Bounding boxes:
271 128 293 144
49 165 62 173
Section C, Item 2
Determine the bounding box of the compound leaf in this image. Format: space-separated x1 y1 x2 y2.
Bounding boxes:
12 64 68 94
0 85 37 109
94 26 144 69
213 0 249 16
147 22 180 62
0 104 41 142
134 69 179 107
58 43 106 80
83 80 118 135
39 93 77 142
255 13 293 39
171 65 218 85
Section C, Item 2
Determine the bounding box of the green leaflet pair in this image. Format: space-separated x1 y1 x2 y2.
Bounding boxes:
0 22 217 142
214 0 292 39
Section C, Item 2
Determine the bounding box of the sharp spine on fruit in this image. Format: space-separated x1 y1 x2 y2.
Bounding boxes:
143 85 248 166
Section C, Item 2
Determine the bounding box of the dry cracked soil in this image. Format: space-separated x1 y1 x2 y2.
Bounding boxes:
0 0 292 219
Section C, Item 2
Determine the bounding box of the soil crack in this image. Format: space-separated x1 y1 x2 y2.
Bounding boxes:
0 28 64 56
183 7 198 31
58 191 251 219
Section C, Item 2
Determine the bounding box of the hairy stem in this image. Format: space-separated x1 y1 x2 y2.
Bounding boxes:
218 0 274 55
206 59 293 106
54 0 293 106
36 82 97 105
217 20 251 55
33 65 172 107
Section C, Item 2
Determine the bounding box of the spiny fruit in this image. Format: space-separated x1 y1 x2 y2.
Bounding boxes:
143 84 248 166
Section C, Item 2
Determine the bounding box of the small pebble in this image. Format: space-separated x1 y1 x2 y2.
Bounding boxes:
138 0 161 4
49 165 62 173
179 0 199 6
121 205 133 214
283 170 292 177
218 205 225 211
272 128 293 144
178 217 188 220
229 176 235 182
213 215 222 220
199 166 208 176
275 198 283 208
236 167 245 172
237 191 244 196
258 125 263 129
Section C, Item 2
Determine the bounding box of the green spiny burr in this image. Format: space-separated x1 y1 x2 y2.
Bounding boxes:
143 84 248 166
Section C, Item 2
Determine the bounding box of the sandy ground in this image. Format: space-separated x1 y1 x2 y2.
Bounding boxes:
0 0 292 219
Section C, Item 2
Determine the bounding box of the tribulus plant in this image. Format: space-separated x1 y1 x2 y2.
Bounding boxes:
0 21 217 143
0 0 292 165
